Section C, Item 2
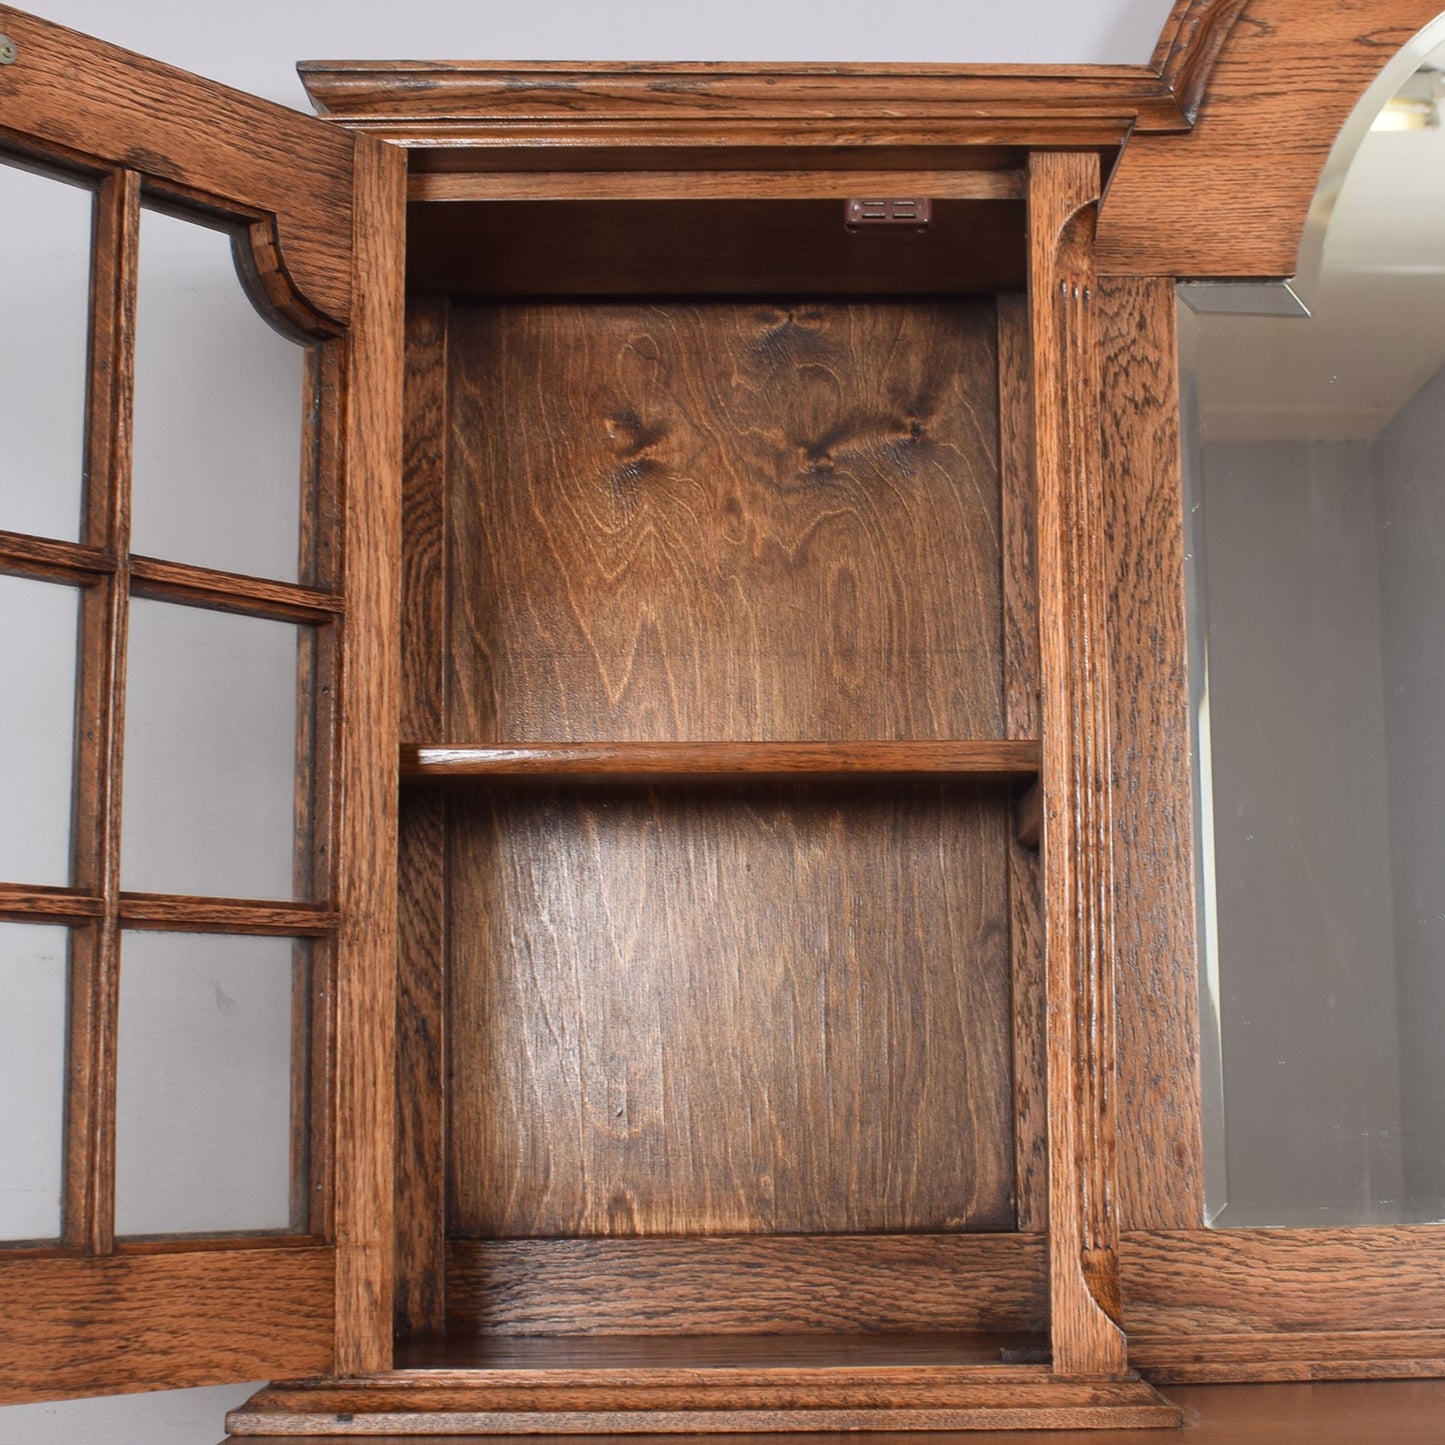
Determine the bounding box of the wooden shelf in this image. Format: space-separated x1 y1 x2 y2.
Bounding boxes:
400 739 1040 785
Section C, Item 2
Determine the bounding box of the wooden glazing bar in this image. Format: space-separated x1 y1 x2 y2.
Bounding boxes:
401 739 1041 783
117 893 338 935
63 166 140 1258
0 530 114 583
409 168 1026 203
331 132 406 1376
0 886 103 924
129 554 343 623
1029 150 1128 1378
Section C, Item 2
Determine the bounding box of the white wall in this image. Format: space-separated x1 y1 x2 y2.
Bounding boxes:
0 3 1173 1442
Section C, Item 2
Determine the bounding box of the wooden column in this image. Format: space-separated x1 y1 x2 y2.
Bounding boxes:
1029 149 1129 1380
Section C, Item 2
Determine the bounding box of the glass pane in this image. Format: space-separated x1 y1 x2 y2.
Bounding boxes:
121 598 313 901
0 923 69 1243
0 158 91 541
131 206 309 582
116 932 306 1237
1183 34 1445 1227
0 575 80 886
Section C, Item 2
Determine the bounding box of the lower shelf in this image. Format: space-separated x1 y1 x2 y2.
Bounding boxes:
226 1332 1180 1435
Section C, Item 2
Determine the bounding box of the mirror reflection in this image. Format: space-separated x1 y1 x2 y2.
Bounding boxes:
1184 32 1445 1226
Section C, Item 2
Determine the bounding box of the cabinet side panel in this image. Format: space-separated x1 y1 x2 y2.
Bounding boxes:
395 298 451 1338
444 299 1004 743
1097 276 1203 1232
447 783 1015 1238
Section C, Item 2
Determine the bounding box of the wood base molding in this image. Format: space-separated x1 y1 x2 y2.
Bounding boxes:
227 1370 1179 1434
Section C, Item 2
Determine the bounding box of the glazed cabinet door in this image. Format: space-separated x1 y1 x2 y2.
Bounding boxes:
0 6 403 1401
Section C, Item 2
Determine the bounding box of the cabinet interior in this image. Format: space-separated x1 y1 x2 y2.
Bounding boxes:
396 196 1047 1366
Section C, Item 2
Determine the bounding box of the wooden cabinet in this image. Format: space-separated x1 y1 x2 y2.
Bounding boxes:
2 0 1445 1436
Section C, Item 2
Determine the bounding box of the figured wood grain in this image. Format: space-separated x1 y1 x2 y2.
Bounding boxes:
409 168 1024 203
219 1380 1445 1444
403 740 1039 783
1133 1331 1445 1384
1029 151 1127 1378
0 7 354 322
408 200 1026 298
229 1373 1176 1433
1100 0 1445 277
996 293 1047 1236
330 132 406 1376
443 1235 1048 1335
0 1246 334 1403
447 784 1015 1238
394 298 451 1340
1120 1227 1445 1339
1097 276 1203 1233
446 299 1004 743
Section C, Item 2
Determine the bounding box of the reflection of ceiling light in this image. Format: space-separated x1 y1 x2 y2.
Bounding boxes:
1372 69 1443 130
1373 97 1438 131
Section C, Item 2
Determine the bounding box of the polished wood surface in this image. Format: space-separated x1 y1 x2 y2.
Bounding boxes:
0 1247 334 1404
443 1235 1047 1336
1100 0 1445 277
331 132 406 1376
447 782 1015 1237
407 198 1028 299
393 297 453 1341
446 299 1004 743
1097 276 1203 1233
225 1380 1445 1443
403 740 1040 783
1029 151 1126 1379
0 5 354 320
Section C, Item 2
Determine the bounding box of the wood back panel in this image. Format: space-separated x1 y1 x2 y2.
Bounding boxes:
447 782 1015 1237
444 299 1004 744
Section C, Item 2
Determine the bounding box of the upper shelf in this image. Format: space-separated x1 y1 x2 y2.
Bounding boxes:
400 740 1040 786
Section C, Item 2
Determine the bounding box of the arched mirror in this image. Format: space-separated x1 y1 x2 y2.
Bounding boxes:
1181 18 1445 1228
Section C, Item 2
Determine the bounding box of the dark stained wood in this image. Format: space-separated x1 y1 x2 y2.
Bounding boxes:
1014 783 1042 852
444 1235 1048 1336
299 58 1194 139
67 166 141 1261
230 1371 1176 1433
409 199 1026 300
219 1381 1445 1445
116 893 338 935
0 528 114 583
446 299 1004 744
1135 1331 1445 1384
1097 276 1204 1233
447 784 1013 1238
128 554 344 624
0 884 103 922
1029 151 1127 1378
0 6 355 321
1121 1227 1445 1342
404 740 1040 783
1100 0 1445 277
394 297 452 1340
1150 0 1253 125
409 168 1024 203
0 1246 334 1403
399 1331 1047 1370
997 293 1047 1236
330 132 407 1377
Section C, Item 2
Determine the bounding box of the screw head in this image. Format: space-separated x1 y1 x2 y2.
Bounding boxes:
0 34 16 65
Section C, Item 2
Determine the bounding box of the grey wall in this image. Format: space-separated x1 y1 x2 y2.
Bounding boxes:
1376 361 1445 1211
1201 439 1403 1224
0 4 1177 1444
